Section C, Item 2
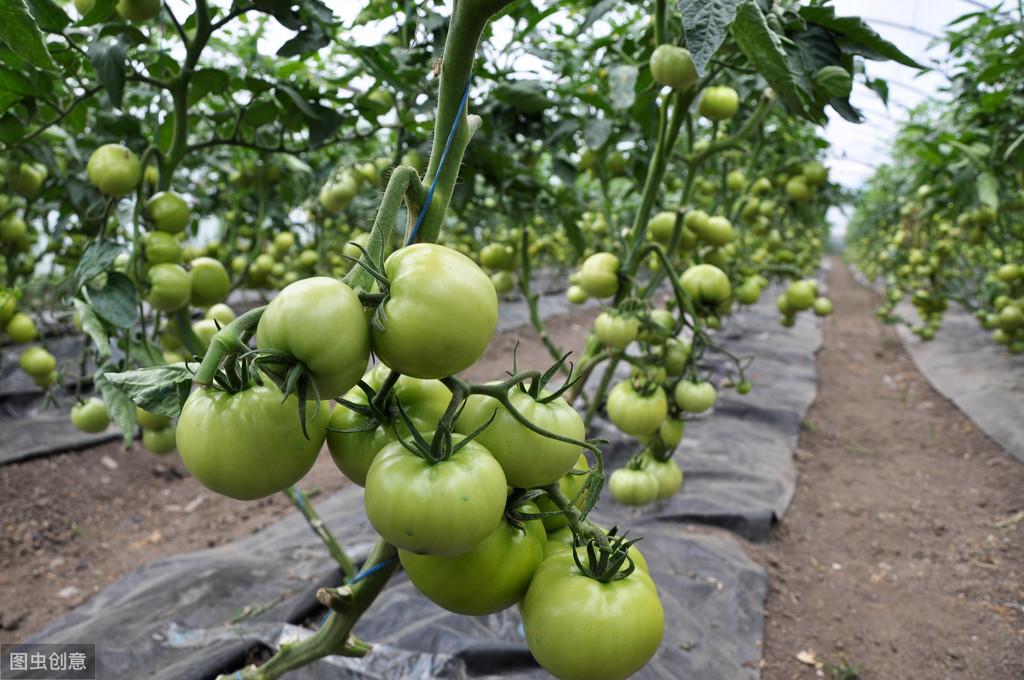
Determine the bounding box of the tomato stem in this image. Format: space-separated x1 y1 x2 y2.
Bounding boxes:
284 487 356 580
193 307 265 386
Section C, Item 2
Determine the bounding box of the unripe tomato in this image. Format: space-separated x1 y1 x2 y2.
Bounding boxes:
144 231 182 264
1000 304 1024 330
296 249 319 271
607 150 628 176
594 312 639 349
0 292 16 325
813 297 833 317
147 263 191 312
191 319 218 349
176 376 329 500
116 0 161 21
11 163 47 197
680 264 731 305
684 209 710 234
726 170 746 192
143 425 177 455
786 176 812 203
522 551 664 680
401 150 424 174
609 467 659 505
87 144 142 197
273 232 295 253
606 381 667 436
143 164 159 186
319 174 360 212
364 434 507 555
136 406 170 430
399 503 546 615
566 285 588 304
803 161 828 186
202 303 234 326
699 86 739 121
785 280 816 311
189 257 230 307
372 244 498 379
735 277 762 305
674 380 716 413
996 263 1021 282
71 398 110 433
19 346 56 377
457 387 585 489
6 312 37 343
480 242 516 271
698 215 735 247
146 191 191 234
1 215 27 243
751 177 772 194
664 338 690 375
257 277 371 398
658 418 685 447
737 379 752 395
579 252 619 299
647 211 676 243
649 44 697 91
645 456 683 499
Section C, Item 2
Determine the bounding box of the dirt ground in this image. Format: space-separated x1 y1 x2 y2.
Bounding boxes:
0 301 599 641
752 259 1024 680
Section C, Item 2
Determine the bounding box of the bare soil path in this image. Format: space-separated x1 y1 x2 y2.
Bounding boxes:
752 258 1024 680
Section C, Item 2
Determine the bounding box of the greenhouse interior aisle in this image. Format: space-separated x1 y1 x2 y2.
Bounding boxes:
753 260 1024 679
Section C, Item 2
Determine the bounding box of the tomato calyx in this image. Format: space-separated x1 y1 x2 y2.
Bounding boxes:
571 528 642 583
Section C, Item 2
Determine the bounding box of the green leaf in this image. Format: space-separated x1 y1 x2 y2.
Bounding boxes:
88 39 127 109
678 0 744 75
26 0 70 32
608 64 638 111
799 6 923 69
72 297 111 361
0 0 59 71
127 338 165 367
977 172 999 211
95 370 138 445
731 0 812 120
103 363 193 418
79 0 117 26
494 80 551 114
85 271 139 329
189 68 231 104
73 239 122 289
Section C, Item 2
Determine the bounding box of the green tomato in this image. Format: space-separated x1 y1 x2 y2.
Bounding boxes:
680 264 731 305
698 216 734 247
0 215 27 243
143 425 177 455
326 364 448 486
144 231 182 264
116 0 161 21
536 454 588 531
205 303 235 326
674 380 716 413
490 271 515 295
19 346 56 377
372 244 498 379
176 375 329 500
456 387 585 489
189 257 231 307
71 398 110 433
645 456 683 499
399 503 546 615
522 551 665 680
0 291 16 325
579 252 619 299
257 277 371 398
803 161 828 186
136 406 170 430
364 434 507 555
11 163 47 197
736 379 752 395
647 211 676 244
1000 304 1024 330
735 277 762 305
567 285 588 305
607 151 627 176
319 175 359 212
191 319 218 349
594 312 639 350
649 44 697 91
813 297 833 317
658 418 685 447
663 338 690 376
684 209 710 234
785 280 816 311
606 381 667 436
147 263 191 312
6 312 37 343
146 191 191 234
480 243 517 271
87 144 141 197
726 170 746 192
699 86 739 121
786 177 812 203
609 467 659 506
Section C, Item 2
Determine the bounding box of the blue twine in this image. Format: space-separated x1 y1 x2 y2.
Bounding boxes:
405 78 473 246
347 556 397 585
